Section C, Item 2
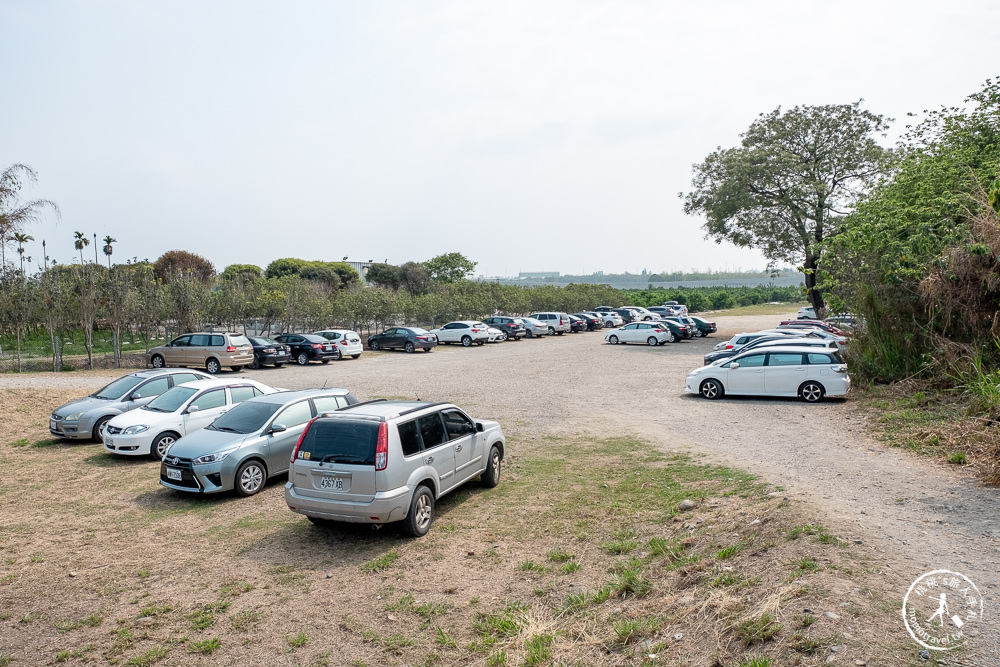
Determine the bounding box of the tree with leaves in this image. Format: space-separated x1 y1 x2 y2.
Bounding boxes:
102 236 116 267
423 252 477 283
682 102 892 314
73 231 90 265
0 164 58 268
13 232 33 275
153 250 216 284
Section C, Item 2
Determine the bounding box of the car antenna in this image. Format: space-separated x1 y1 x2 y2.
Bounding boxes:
322 380 328 388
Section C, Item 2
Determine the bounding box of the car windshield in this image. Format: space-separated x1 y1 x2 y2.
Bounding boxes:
207 401 281 434
93 375 145 400
297 420 378 465
143 386 198 413
409 328 430 335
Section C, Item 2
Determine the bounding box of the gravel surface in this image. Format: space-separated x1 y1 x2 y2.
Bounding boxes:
4 313 998 659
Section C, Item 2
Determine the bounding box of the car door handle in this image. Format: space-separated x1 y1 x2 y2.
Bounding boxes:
455 444 462 452
426 456 434 464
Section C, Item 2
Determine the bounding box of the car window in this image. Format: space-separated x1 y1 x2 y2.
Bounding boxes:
398 419 422 456
274 400 313 428
189 334 210 347
170 373 203 387
132 377 170 399
230 386 259 403
442 410 474 440
94 375 145 399
297 421 378 464
313 395 349 414
346 333 360 342
768 353 804 366
733 354 765 367
210 335 224 346
230 335 250 347
172 335 191 347
209 401 280 434
808 353 836 364
417 413 446 449
190 389 225 411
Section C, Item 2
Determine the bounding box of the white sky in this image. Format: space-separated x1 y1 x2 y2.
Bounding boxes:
2 1 997 277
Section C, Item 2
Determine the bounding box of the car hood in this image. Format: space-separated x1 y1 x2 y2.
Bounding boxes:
108 406 179 428
687 364 718 376
167 428 252 458
53 395 114 416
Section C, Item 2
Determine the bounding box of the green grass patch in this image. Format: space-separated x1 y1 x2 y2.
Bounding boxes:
286 630 308 648
124 646 169 666
362 549 400 573
735 614 782 645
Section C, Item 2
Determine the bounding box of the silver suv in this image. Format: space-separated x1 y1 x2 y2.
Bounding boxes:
528 312 572 335
285 401 505 536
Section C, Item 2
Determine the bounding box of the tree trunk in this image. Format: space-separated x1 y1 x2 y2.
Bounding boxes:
112 329 121 368
803 252 826 316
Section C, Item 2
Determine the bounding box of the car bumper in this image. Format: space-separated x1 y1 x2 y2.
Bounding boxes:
285 482 412 525
159 458 230 494
49 417 95 440
259 352 292 365
103 433 154 456
335 343 364 356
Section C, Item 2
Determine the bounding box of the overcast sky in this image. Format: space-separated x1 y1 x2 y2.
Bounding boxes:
2 1 997 277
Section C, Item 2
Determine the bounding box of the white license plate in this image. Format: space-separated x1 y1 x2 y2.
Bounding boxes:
167 468 183 481
50 420 57 431
320 476 344 491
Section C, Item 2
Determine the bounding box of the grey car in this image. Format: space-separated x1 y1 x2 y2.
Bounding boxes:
49 369 212 441
284 400 506 536
159 388 359 497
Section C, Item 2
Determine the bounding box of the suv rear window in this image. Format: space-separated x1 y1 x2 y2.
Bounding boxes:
297 420 378 465
229 335 250 346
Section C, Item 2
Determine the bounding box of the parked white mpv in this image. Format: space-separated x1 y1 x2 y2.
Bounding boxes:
685 346 849 402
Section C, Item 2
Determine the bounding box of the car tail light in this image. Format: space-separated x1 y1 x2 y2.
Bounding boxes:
226 346 237 352
374 422 388 471
471 328 481 332
654 328 663 332
264 347 275 353
340 340 348 345
290 418 317 462
725 344 734 349
311 343 323 349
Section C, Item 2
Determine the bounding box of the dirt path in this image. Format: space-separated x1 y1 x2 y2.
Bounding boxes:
5 312 997 660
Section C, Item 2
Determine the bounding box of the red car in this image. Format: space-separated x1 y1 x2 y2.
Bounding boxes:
777 320 850 337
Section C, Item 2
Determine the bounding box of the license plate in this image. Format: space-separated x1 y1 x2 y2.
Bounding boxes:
325 345 332 351
320 476 344 491
167 468 182 481
50 420 57 431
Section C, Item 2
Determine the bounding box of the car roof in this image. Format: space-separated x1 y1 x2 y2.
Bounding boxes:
131 368 209 378
754 338 832 347
732 345 841 358
335 400 452 420
314 329 357 334
170 378 266 391
243 388 352 405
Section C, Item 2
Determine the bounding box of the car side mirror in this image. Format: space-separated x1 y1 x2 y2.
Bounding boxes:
475 422 484 432
186 405 200 413
730 362 740 369
270 424 287 433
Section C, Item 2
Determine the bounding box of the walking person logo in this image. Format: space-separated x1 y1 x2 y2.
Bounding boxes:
903 570 984 651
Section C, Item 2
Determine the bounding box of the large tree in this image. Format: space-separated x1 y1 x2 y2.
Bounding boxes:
682 102 892 313
0 164 58 268
153 250 216 284
423 252 477 283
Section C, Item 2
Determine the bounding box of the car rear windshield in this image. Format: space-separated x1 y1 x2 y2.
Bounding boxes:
297 420 379 465
207 401 281 434
408 328 430 335
93 375 145 400
230 335 251 347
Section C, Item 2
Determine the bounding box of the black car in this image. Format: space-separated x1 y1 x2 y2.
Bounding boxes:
571 313 602 331
612 308 638 324
482 316 526 341
567 315 588 332
247 336 292 369
368 327 439 353
659 316 695 339
273 333 339 365
690 316 717 337
656 318 690 342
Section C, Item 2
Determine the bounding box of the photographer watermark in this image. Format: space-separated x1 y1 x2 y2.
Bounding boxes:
903 569 984 651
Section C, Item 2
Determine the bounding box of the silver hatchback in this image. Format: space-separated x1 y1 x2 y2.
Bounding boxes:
159 388 359 496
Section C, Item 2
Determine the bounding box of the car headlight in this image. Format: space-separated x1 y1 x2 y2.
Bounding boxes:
122 425 149 435
64 411 85 421
192 447 240 465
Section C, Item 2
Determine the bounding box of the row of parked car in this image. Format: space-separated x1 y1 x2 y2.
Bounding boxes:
50 369 507 537
684 318 852 402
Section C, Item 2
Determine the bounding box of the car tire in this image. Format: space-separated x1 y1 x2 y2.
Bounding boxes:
647 336 659 346
481 445 501 488
556 331 564 335
351 354 361 359
699 379 723 400
92 415 112 442
799 381 825 403
608 335 619 345
404 341 415 353
321 359 330 364
369 340 380 351
476 340 484 346
331 348 342 361
206 358 221 375
248 356 260 370
150 354 165 369
402 485 434 537
151 432 178 460
498 332 508 341
548 327 555 336
525 330 533 338
274 363 284 368
666 331 676 343
423 347 432 353
461 336 472 347
235 459 267 497
296 352 309 366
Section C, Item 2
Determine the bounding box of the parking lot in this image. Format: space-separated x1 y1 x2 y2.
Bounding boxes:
2 312 998 664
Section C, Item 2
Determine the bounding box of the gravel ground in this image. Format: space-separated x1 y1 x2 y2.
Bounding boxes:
4 313 998 660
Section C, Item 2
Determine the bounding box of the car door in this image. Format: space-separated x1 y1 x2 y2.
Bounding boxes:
181 387 228 435
442 408 480 481
380 328 401 348
725 353 766 395
416 412 456 493
165 335 191 366
264 399 315 473
621 323 642 343
763 352 808 396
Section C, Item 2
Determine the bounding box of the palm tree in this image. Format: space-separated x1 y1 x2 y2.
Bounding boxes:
73 231 90 265
102 236 117 268
13 232 33 275
0 164 59 268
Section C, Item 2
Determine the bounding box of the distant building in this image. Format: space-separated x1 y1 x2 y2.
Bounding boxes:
344 261 374 283
518 271 560 279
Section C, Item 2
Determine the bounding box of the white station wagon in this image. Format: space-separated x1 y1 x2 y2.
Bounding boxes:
685 346 849 402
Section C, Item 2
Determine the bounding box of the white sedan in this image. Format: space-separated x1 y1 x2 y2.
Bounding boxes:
685 346 849 402
103 378 279 460
604 322 673 346
597 312 624 327
520 317 549 338
429 321 491 346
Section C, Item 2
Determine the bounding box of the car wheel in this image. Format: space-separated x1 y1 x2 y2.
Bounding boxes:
205 358 221 375
608 335 619 345
699 379 723 400
235 459 266 497
481 445 501 488
248 356 260 370
525 330 533 338
556 331 564 335
92 415 112 442
150 354 165 369
404 341 415 353
698 330 707 338
351 354 361 359
423 347 432 352
151 432 178 460
476 340 484 345
331 348 342 361
461 336 472 347
498 332 508 341
369 340 380 351
666 331 676 343
799 381 825 403
296 352 309 366
402 485 434 537
274 363 284 368
548 327 555 336
647 336 659 346
321 359 330 364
